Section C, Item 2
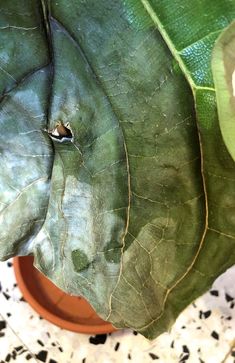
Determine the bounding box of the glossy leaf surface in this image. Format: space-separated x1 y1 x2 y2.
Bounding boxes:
212 21 235 161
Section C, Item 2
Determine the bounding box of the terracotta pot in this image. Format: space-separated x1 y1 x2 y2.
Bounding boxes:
13 256 116 334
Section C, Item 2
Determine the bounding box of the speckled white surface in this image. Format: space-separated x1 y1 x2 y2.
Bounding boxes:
0 259 234 363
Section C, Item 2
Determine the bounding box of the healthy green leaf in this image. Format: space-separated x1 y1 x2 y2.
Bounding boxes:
1 0 235 339
212 21 235 161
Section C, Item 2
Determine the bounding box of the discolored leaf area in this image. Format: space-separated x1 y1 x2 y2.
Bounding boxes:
1 0 235 339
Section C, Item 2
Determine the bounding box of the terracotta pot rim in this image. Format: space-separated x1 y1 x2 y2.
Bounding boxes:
13 256 116 334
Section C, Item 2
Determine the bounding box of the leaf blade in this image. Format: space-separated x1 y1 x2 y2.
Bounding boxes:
212 21 235 162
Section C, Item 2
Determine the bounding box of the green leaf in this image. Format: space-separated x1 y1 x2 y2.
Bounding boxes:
212 21 235 162
1 0 235 339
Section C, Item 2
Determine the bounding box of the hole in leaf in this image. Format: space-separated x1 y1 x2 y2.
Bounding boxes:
48 122 73 142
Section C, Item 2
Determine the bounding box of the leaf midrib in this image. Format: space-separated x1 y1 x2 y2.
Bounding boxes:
140 0 215 94
132 0 211 332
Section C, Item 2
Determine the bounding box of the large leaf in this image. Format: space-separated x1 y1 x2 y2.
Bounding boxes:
1 0 235 339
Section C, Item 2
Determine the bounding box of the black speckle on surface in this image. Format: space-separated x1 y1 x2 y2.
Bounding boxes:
5 354 11 362
210 290 219 297
7 313 11 317
181 326 186 329
114 342 120 351
199 359 205 363
211 331 219 340
199 310 211 319
230 302 235 309
183 346 189 354
26 354 32 360
82 359 86 363
49 359 58 363
7 262 12 267
128 353 131 360
0 321 6 330
37 340 44 347
204 310 211 319
46 332 51 338
89 334 107 345
14 346 23 352
0 332 5 337
20 296 26 302
171 341 174 348
58 346 63 352
226 316 232 320
179 346 190 362
3 292 10 300
133 331 138 335
13 283 17 288
196 326 202 330
0 281 2 292
12 351 16 359
225 293 234 302
51 342 56 347
231 350 235 357
35 350 48 362
39 316 43 320
179 355 189 362
149 352 159 360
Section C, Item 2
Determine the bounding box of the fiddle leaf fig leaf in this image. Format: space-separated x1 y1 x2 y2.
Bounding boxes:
1 0 235 339
212 21 235 162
